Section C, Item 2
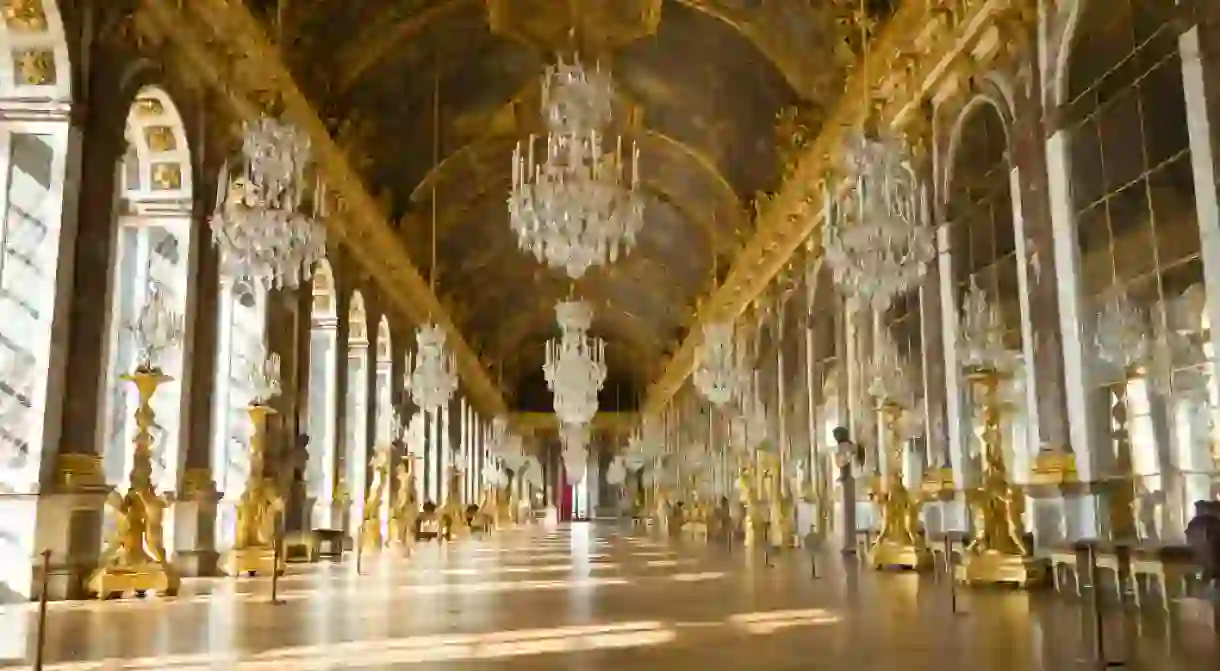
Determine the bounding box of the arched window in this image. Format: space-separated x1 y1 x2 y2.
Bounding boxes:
99 87 193 498
344 290 369 529
305 259 338 528
374 314 392 533
946 100 1030 476
1061 0 1200 539
0 0 74 601
375 315 393 445
210 277 267 549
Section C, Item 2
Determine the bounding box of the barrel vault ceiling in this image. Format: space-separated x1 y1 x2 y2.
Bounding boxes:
233 0 898 409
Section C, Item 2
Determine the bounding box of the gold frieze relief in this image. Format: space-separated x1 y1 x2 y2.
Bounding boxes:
144 126 177 152
2 0 48 32
14 47 53 85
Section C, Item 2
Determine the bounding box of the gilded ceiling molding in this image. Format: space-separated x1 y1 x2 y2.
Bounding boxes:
333 0 826 100
139 0 508 416
641 0 1038 415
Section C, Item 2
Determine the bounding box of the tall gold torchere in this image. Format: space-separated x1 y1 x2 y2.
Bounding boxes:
361 447 391 552
223 403 285 576
957 367 1047 587
389 457 420 545
88 369 181 599
868 402 931 570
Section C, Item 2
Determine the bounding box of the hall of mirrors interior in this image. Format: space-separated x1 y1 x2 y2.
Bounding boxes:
0 0 1218 668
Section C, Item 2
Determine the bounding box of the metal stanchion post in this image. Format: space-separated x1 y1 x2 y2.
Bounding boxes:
1084 543 1124 668
270 514 285 605
33 549 50 671
945 536 962 615
355 524 364 576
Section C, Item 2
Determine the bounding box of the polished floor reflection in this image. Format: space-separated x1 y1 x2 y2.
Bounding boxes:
0 524 1214 669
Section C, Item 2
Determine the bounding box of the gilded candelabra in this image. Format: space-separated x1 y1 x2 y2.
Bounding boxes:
957 367 1047 587
388 457 420 545
88 368 181 599
868 402 931 570
224 402 285 576
361 447 391 552
439 465 467 539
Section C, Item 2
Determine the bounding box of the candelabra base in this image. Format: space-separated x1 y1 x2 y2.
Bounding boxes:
956 550 1048 588
87 562 179 600
868 539 932 571
223 546 284 577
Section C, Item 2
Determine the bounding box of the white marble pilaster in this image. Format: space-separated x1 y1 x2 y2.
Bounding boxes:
1045 129 1100 538
936 223 968 531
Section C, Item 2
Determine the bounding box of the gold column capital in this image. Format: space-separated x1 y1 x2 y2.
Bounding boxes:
53 453 106 490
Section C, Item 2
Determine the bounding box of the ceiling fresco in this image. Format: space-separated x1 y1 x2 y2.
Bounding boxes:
213 0 898 406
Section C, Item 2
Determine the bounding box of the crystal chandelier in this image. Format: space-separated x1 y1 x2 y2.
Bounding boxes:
822 130 935 311
488 415 524 460
1095 291 1151 371
508 55 644 279
560 421 589 484
405 324 458 414
130 280 185 372
693 321 746 406
543 300 607 425
211 116 327 291
867 328 915 407
959 281 1018 372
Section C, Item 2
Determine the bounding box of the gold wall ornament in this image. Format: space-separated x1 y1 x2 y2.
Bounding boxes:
223 404 285 577
144 126 177 152
868 402 931 571
53 453 106 490
150 163 183 190
2 0 47 32
438 466 469 539
87 370 181 599
956 366 1048 588
14 48 54 85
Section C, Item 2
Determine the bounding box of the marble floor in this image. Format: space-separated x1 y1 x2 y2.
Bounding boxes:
0 523 1214 669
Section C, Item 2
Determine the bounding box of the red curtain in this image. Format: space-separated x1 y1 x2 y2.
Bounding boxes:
559 484 574 521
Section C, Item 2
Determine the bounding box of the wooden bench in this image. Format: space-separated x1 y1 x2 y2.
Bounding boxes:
1051 542 1132 601
284 531 320 562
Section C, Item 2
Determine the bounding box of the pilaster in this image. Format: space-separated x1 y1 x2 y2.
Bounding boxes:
172 173 220 577
1182 9 1220 501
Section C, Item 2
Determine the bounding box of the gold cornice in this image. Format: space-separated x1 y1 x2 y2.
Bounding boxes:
141 0 507 416
333 0 827 100
642 0 1033 415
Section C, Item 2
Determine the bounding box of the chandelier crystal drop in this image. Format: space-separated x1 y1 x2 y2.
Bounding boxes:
405 324 458 414
543 300 607 426
508 55 644 279
823 130 935 311
211 116 327 291
693 322 746 407
247 344 282 405
959 281 1017 372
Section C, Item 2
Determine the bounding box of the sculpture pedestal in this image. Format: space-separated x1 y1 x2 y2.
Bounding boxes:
87 563 179 599
223 546 283 577
956 550 1048 587
868 539 932 571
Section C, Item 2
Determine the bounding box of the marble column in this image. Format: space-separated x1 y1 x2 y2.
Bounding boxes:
172 173 221 577
1181 14 1220 503
326 285 351 533
919 226 954 534
32 54 133 599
